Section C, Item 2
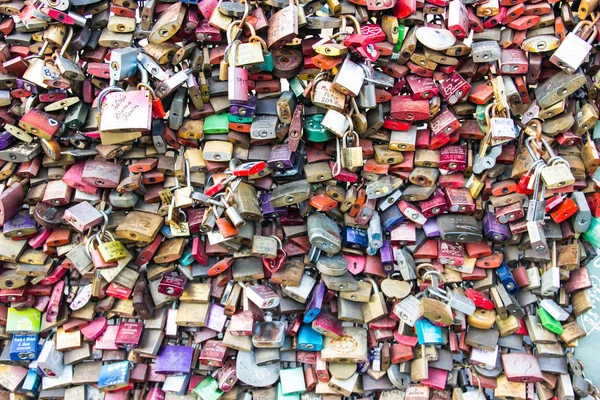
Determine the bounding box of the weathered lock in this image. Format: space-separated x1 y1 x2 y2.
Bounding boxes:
361 277 387 323
332 57 364 97
82 160 122 188
312 76 345 112
488 107 517 145
526 164 546 222
540 159 575 189
550 21 597 74
341 131 363 169
357 62 377 109
250 115 278 140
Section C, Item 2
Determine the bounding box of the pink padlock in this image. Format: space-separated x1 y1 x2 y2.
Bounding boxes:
62 161 98 195
81 316 108 341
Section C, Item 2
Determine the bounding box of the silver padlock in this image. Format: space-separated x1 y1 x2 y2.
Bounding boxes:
471 40 501 63
332 57 365 97
356 62 377 109
550 21 597 74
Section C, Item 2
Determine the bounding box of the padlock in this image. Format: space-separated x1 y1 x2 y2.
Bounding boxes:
340 131 363 170
550 21 597 74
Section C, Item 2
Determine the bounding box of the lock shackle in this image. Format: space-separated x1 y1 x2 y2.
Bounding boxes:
239 0 251 27
332 137 342 177
182 157 191 187
345 114 355 135
341 15 361 34
415 262 436 278
97 86 125 113
271 235 283 250
223 39 240 67
548 156 571 169
526 158 546 176
426 286 449 302
59 26 74 57
422 270 444 285
364 277 379 294
573 20 595 39
85 234 97 259
226 19 255 44
228 157 240 172
341 130 359 147
483 103 495 128
137 61 149 85
329 31 347 43
24 40 49 60
137 83 157 101
358 62 373 80
98 211 109 237
539 138 557 159
97 230 116 245
525 137 543 161
532 163 547 201
249 35 268 52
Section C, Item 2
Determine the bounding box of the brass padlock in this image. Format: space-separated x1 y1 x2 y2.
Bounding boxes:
340 131 363 170
361 277 387 323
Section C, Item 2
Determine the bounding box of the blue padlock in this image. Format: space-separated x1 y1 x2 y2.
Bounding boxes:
22 368 41 397
381 204 406 232
98 361 131 391
497 262 519 295
10 334 38 361
297 324 323 351
160 224 175 239
415 318 443 345
342 226 369 250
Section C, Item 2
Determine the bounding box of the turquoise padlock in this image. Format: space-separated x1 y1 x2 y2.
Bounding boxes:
415 318 444 345
257 51 274 72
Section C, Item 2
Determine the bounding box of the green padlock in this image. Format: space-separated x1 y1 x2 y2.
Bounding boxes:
64 102 90 130
475 104 488 133
582 217 600 248
538 307 563 334
228 113 253 124
192 375 224 400
6 307 41 334
289 77 310 105
303 114 332 143
204 113 230 134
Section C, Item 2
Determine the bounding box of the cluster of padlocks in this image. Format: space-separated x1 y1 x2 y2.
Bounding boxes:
0 0 599 398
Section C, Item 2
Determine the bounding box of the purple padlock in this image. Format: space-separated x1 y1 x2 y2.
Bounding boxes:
267 143 296 170
16 78 38 95
380 240 394 273
0 131 15 151
304 283 326 323
154 343 194 375
260 192 288 220
229 95 256 118
483 210 511 242
3 210 37 238
423 217 440 237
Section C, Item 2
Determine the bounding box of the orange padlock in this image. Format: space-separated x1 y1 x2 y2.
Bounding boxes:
550 197 579 223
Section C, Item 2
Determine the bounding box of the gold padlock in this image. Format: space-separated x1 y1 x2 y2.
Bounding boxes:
97 231 127 263
361 277 387 323
340 130 363 170
540 160 575 188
